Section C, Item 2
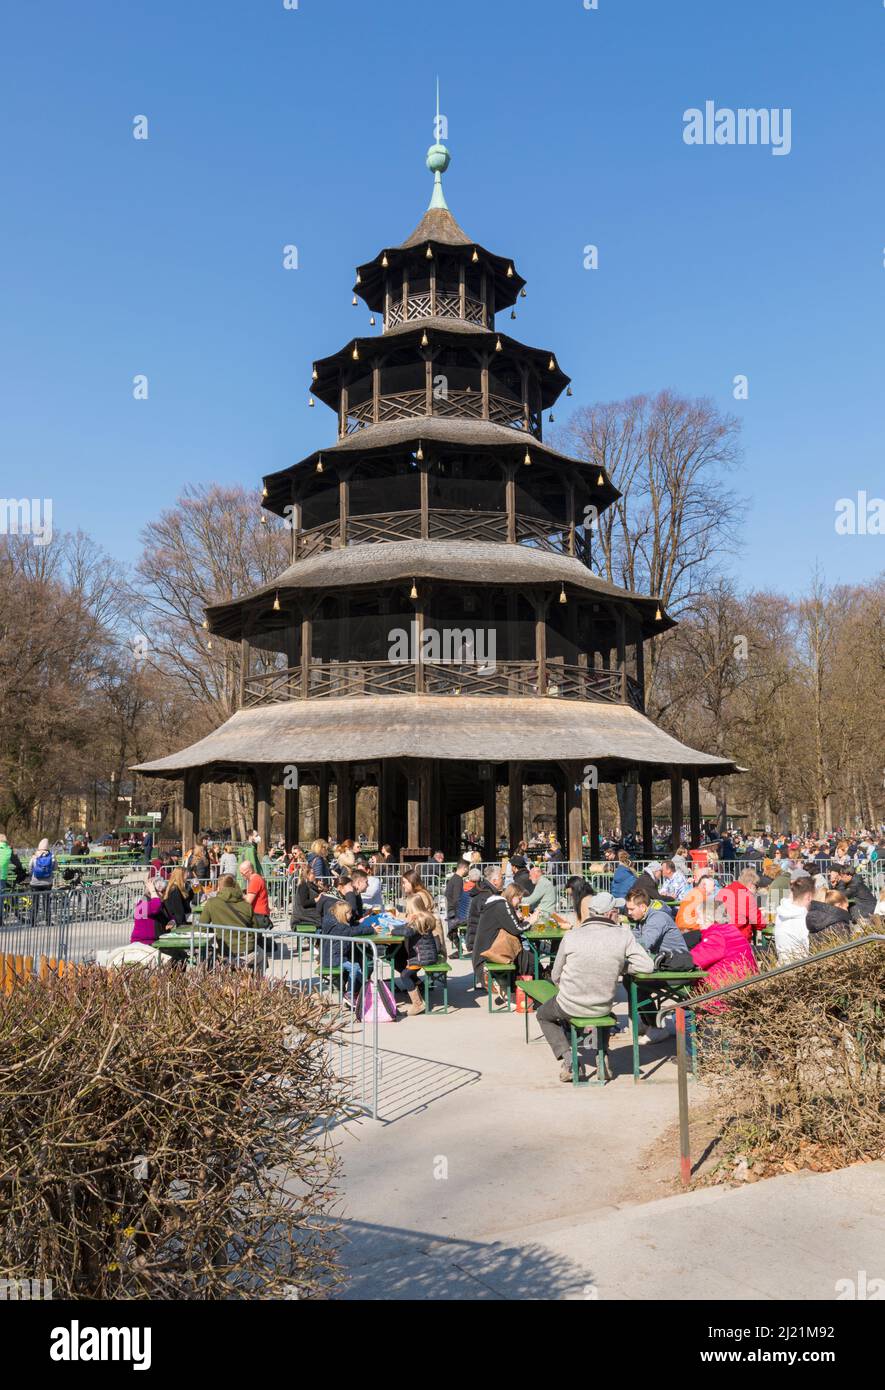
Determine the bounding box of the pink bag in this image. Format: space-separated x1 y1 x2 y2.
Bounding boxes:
358 979 397 1023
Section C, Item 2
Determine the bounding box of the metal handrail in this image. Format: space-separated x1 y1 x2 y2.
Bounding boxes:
664 933 885 1186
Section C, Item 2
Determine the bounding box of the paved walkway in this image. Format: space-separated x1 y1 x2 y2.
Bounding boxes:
332 958 883 1300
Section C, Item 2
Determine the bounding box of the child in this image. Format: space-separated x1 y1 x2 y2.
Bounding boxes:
328 899 374 1009
400 908 440 1017
130 882 167 945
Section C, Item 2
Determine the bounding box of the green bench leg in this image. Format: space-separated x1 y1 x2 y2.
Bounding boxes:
630 979 641 1083
596 1026 609 1087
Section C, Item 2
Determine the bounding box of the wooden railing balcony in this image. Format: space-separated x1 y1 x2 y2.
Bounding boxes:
242 661 644 712
344 389 532 436
291 509 588 560
385 293 486 329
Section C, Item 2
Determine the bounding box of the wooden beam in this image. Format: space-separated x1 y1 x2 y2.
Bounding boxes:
182 770 201 851
589 786 601 858
641 774 654 857
670 768 684 853
564 763 583 865
689 773 702 849
508 761 523 851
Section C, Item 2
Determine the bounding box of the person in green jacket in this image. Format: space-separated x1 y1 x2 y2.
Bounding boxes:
0 835 12 885
200 876 262 966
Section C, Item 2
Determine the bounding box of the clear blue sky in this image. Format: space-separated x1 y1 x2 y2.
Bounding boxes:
2 0 883 592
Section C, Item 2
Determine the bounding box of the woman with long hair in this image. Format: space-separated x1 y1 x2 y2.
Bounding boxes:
162 866 194 927
292 863 321 928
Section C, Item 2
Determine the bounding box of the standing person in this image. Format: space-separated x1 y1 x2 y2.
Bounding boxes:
773 875 814 962
0 834 13 889
240 860 272 933
29 838 56 891
536 891 655 1082
444 859 470 955
27 838 56 925
218 842 239 880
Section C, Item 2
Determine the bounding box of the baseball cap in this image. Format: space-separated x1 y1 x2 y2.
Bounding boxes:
461 852 473 863
646 861 662 875
588 890 626 915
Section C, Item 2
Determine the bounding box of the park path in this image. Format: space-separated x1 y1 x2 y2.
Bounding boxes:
330 959 883 1300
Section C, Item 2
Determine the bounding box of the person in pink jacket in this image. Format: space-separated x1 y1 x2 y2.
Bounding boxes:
690 903 758 1010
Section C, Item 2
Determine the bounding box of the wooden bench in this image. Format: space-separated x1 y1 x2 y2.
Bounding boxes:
518 978 615 1085
484 962 516 1012
420 960 452 1014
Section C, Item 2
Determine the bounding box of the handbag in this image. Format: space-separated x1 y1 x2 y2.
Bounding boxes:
481 929 522 965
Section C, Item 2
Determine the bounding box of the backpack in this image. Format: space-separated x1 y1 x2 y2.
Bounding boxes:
32 851 54 882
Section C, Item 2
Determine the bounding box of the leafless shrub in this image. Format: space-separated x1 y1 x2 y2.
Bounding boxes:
697 928 884 1173
0 967 344 1299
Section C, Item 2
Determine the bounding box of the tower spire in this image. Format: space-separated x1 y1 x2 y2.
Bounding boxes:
426 77 451 211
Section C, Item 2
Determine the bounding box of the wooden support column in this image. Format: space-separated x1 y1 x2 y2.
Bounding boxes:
339 385 349 439
419 460 429 539
429 257 437 315
670 768 684 853
334 763 352 841
636 627 646 712
567 483 576 558
616 609 627 702
508 761 524 851
425 356 433 414
300 603 312 700
428 760 443 854
290 493 301 563
482 765 497 857
339 472 349 547
589 785 601 858
402 269 409 323
534 595 548 695
640 774 654 858
372 362 381 424
406 763 421 854
254 772 273 856
689 772 702 849
419 759 433 850
481 354 490 419
318 765 330 841
414 603 424 693
458 261 466 318
239 637 251 709
182 770 201 851
504 462 517 544
284 781 300 848
564 763 583 866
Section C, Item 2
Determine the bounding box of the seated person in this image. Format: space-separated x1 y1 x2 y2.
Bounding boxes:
610 853 637 899
523 865 558 921
676 869 718 938
399 907 441 1017
326 900 375 1007
773 874 814 962
624 884 695 1038
828 864 876 923
130 885 167 945
715 868 765 942
160 867 194 928
200 874 262 966
806 889 852 940
690 902 758 1008
291 864 321 928
537 891 655 1082
471 883 533 1002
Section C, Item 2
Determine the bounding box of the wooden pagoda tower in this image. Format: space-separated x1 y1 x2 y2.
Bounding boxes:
135 130 738 859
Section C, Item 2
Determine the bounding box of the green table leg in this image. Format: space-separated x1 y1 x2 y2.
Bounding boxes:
630 978 641 1083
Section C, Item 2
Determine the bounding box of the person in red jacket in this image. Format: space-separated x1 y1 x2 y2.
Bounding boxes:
715 868 765 942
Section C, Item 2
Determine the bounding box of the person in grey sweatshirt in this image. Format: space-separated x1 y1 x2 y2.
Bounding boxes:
536 891 655 1082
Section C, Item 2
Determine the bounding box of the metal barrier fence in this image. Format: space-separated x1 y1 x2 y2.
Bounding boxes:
0 885 144 963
